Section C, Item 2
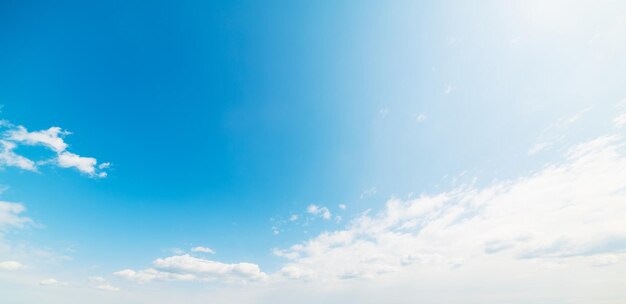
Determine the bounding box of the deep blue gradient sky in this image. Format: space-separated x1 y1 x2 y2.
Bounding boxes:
1 1 626 302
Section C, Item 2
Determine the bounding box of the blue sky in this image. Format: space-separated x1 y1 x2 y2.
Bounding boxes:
1 1 626 303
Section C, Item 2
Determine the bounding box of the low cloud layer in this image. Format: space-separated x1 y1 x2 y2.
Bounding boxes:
275 134 626 281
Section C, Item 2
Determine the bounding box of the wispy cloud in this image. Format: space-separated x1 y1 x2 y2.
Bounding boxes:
360 187 377 199
0 201 32 231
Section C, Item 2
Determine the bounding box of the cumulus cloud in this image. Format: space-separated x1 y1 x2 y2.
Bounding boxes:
1 123 108 177
275 134 626 281
0 260 24 271
191 246 215 254
115 254 267 284
307 204 331 220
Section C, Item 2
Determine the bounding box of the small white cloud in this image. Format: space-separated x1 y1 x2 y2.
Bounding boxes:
191 246 215 254
40 278 68 286
289 214 299 222
307 204 331 220
444 84 455 95
57 151 100 177
0 140 36 171
0 261 24 271
1 123 108 177
115 254 267 284
5 126 69 152
338 204 347 210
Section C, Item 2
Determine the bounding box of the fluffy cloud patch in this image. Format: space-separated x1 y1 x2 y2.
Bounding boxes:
276 134 626 281
115 254 267 284
307 204 331 220
0 140 36 171
191 246 215 254
57 151 105 177
6 126 69 152
0 260 24 271
1 123 108 177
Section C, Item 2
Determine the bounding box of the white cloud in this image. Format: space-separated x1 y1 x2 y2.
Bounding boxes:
39 278 68 286
1 124 108 177
275 134 626 281
57 151 103 177
289 214 299 222
0 260 24 271
6 126 69 152
338 204 346 210
307 204 331 220
191 246 215 254
115 254 267 284
0 201 32 231
0 140 36 171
